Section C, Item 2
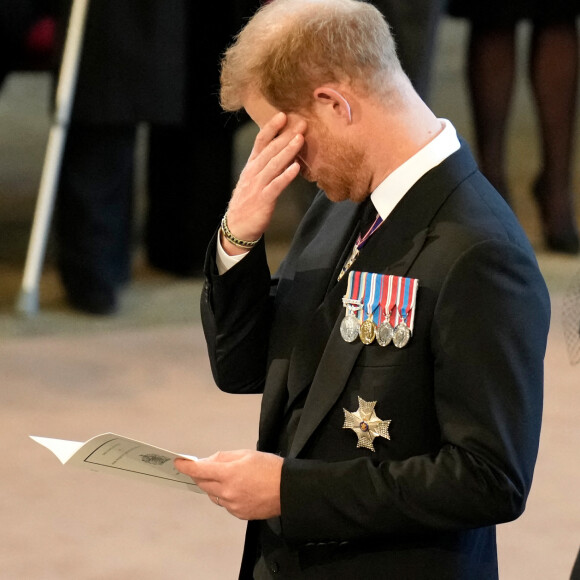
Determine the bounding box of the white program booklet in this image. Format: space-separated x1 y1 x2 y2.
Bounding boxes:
30 432 203 493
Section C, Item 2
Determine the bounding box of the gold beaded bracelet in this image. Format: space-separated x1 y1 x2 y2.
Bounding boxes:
220 212 262 249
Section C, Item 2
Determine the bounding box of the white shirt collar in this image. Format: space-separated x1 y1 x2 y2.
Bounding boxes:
370 119 460 220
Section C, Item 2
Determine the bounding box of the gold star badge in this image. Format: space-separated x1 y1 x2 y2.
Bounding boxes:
343 397 391 451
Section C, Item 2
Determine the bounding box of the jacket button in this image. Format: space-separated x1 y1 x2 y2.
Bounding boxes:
270 561 280 574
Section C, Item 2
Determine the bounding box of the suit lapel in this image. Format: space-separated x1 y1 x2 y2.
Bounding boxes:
284 179 434 413
284 226 360 409
258 196 361 449
288 224 429 457
288 144 478 457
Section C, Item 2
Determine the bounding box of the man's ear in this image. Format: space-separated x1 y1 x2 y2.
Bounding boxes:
313 86 352 123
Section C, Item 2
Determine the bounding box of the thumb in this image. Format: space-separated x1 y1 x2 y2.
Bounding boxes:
208 449 251 463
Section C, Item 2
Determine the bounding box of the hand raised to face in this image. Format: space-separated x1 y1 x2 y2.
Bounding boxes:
222 109 307 255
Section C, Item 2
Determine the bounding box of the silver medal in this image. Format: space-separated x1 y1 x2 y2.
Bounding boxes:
340 313 360 343
393 321 411 348
376 321 394 347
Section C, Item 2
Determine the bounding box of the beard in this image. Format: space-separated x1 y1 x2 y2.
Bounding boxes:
302 122 371 203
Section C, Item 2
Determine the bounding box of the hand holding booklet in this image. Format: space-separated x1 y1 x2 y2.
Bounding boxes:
30 432 203 493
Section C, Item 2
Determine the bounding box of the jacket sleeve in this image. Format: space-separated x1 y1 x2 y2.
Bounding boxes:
280 239 550 542
200 233 275 394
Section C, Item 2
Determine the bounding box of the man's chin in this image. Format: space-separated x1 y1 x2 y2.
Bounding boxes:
321 186 347 203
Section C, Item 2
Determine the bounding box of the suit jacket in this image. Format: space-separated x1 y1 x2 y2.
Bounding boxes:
200 141 550 578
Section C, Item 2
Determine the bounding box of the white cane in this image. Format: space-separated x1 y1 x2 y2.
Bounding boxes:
16 0 90 315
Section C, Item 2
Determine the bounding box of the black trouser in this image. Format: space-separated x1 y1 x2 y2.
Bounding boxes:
55 124 135 298
146 124 234 276
55 121 235 296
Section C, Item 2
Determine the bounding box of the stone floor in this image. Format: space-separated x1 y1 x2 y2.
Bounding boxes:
0 17 579 579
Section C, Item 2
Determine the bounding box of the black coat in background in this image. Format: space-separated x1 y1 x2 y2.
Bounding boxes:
54 1 260 309
447 0 580 25
0 0 58 83
373 0 447 102
59 0 258 125
65 0 187 125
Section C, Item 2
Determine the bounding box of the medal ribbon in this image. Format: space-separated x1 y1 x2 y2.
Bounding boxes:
407 277 419 330
356 213 383 250
343 270 365 318
378 275 399 326
344 271 419 334
337 207 383 281
359 272 370 323
396 276 419 331
363 273 381 324
343 270 356 308
377 274 386 324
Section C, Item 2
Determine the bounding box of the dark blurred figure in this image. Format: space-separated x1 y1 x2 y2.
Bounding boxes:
54 0 257 314
0 0 57 86
448 1 580 254
146 2 258 278
374 0 447 103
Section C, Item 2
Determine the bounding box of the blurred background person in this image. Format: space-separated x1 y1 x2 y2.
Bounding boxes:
447 1 580 254
53 0 257 315
373 0 447 104
0 0 57 88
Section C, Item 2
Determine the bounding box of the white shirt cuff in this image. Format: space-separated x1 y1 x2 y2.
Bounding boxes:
216 235 249 275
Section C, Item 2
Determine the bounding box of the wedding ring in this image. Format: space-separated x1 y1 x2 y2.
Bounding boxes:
216 496 221 507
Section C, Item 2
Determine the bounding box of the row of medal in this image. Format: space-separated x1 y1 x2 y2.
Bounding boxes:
340 271 419 348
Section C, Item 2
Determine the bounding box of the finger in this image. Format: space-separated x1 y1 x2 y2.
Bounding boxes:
196 479 226 501
260 134 304 186
174 457 213 481
240 132 304 197
213 495 230 510
174 456 230 483
208 449 250 463
261 121 306 163
249 112 288 159
249 119 306 175
261 161 301 200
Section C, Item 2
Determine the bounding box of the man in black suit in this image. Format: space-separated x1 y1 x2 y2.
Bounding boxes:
54 0 258 314
175 1 551 578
